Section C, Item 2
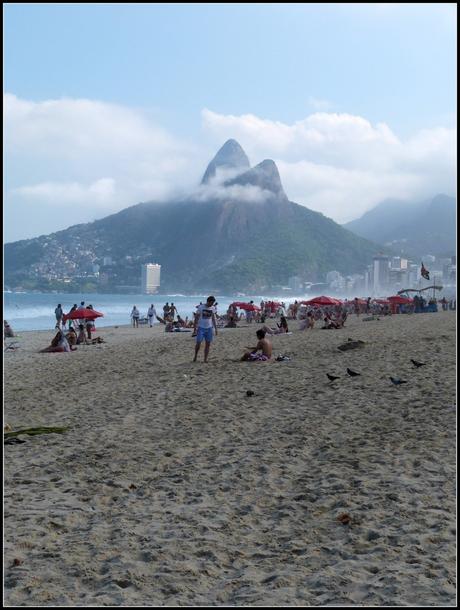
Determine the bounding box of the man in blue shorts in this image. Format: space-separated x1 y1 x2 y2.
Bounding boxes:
193 296 218 363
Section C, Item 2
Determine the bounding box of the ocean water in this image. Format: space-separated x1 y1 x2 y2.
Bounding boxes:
3 292 307 332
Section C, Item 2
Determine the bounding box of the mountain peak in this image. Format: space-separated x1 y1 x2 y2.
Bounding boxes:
224 158 286 198
201 139 250 184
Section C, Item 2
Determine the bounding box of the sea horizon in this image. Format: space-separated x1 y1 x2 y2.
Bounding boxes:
3 291 308 332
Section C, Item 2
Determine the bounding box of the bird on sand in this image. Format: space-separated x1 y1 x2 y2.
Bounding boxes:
411 359 426 368
327 373 340 382
390 376 408 385
346 368 361 377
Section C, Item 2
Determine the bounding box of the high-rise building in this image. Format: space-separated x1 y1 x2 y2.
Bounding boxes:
141 263 161 294
288 276 302 292
373 256 390 294
391 257 408 270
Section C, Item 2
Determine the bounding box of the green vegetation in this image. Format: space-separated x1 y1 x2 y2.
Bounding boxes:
4 426 69 438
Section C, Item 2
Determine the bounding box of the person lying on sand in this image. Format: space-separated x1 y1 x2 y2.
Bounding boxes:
39 330 76 353
241 329 273 361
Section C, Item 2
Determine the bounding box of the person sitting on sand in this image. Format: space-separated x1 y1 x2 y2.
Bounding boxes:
66 327 77 347
76 324 88 344
176 315 186 327
299 310 315 331
241 329 273 361
39 330 76 353
4 320 15 338
322 313 339 329
335 310 347 328
261 314 289 335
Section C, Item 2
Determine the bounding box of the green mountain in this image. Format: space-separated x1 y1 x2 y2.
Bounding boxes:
5 140 382 293
344 194 456 258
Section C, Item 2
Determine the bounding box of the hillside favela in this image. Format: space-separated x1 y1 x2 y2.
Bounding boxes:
4 4 457 609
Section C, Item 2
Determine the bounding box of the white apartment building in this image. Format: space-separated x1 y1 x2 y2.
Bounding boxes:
141 263 161 294
372 256 390 295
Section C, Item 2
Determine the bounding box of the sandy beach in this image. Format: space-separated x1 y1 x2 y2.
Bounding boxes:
4 312 457 606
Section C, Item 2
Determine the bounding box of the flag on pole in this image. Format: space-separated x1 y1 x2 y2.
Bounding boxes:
421 262 430 280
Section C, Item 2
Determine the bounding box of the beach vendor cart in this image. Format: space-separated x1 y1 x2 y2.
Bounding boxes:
397 285 443 313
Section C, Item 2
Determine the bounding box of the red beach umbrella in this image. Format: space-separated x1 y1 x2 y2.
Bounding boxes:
300 296 342 306
231 302 261 311
63 308 104 323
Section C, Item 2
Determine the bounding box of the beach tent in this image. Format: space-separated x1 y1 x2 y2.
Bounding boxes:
300 296 342 306
387 295 413 304
62 308 104 323
387 295 414 313
231 302 261 311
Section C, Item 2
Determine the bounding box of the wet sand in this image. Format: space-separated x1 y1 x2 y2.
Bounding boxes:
4 312 457 606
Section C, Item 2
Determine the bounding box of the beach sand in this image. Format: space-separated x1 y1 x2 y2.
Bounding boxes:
4 312 456 606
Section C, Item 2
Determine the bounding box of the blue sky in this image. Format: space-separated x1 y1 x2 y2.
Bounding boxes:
4 3 457 241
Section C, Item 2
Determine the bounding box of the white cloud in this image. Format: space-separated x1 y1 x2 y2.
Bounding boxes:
12 178 117 207
189 182 274 205
4 93 203 238
202 108 456 222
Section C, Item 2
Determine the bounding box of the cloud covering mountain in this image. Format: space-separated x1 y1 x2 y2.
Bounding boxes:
202 109 456 223
4 93 456 242
4 140 382 293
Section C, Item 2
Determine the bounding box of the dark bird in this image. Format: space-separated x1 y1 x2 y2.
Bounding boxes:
411 359 426 368
346 368 361 377
246 390 255 397
390 376 408 385
327 373 340 382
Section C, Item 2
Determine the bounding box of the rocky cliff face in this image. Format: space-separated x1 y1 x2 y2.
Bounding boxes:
201 139 250 184
224 159 287 199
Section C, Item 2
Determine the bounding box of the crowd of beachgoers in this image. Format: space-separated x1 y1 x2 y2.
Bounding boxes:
3 293 456 358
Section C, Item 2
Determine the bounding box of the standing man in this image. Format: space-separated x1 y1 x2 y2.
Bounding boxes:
147 304 157 327
54 303 64 329
77 301 86 335
246 301 254 324
131 305 140 328
193 296 218 363
67 304 78 330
